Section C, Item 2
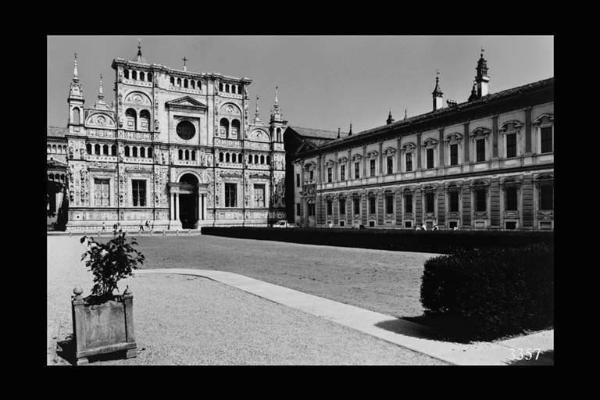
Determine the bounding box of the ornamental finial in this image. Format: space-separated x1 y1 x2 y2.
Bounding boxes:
137 39 143 62
73 52 79 81
182 56 188 72
274 85 279 105
98 73 104 99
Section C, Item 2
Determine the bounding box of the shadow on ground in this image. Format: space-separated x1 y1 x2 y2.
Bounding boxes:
55 335 136 366
377 313 549 344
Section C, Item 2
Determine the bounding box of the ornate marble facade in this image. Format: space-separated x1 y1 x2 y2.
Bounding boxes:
292 53 554 231
55 46 286 232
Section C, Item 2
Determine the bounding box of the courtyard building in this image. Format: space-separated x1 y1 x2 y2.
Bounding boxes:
49 44 287 231
291 52 554 231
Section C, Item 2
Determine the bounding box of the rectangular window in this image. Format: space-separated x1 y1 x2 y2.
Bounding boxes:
426 148 434 169
387 156 393 175
132 179 146 207
505 187 518 211
296 203 301 216
385 193 394 214
327 167 332 183
225 183 237 207
309 170 314 182
404 221 412 228
340 165 346 181
327 199 333 215
449 191 459 212
355 162 360 179
541 127 553 153
506 133 517 158
475 189 487 212
339 199 346 215
405 153 413 172
425 192 435 213
353 198 360 215
476 139 486 162
404 194 413 213
308 203 315 216
448 221 458 229
254 184 265 208
369 197 376 214
505 221 517 230
450 144 458 166
296 173 300 187
370 159 376 176
540 184 553 210
94 179 110 207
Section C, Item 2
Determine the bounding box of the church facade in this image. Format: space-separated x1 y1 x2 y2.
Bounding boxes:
50 45 287 232
291 53 554 231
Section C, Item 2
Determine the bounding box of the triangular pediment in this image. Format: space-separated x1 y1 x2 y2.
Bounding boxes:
166 96 207 109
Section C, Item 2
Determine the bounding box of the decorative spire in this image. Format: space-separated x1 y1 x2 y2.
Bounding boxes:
254 96 261 123
274 85 279 106
98 74 104 99
468 80 478 101
270 85 283 123
386 110 394 125
348 123 353 136
404 108 408 120
337 128 340 139
432 70 443 96
474 48 490 97
182 56 188 72
73 52 79 81
136 39 143 62
476 47 489 78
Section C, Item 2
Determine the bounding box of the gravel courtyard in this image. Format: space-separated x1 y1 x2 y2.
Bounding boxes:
134 234 439 318
47 236 446 365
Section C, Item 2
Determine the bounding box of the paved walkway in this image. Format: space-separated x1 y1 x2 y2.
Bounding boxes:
136 268 554 366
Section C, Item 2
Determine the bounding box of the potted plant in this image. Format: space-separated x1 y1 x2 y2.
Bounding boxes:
71 228 145 365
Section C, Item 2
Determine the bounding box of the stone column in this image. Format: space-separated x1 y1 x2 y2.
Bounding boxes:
176 193 180 221
198 193 203 221
170 192 175 220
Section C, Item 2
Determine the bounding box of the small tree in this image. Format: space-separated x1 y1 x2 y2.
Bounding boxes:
80 228 145 302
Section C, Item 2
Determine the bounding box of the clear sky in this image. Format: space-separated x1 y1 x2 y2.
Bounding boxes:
47 35 553 133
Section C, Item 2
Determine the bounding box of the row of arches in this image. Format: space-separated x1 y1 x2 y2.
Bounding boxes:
48 173 66 183
178 149 197 161
124 145 153 158
170 76 202 90
47 144 67 154
124 69 152 82
219 82 242 94
219 118 241 138
218 152 270 165
125 108 151 131
85 143 153 159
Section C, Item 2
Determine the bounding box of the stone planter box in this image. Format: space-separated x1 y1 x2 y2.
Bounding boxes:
71 287 137 365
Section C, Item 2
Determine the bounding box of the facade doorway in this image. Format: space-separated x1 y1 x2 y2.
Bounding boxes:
179 173 199 229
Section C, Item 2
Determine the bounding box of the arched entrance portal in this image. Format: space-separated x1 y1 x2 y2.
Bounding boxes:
179 173 199 229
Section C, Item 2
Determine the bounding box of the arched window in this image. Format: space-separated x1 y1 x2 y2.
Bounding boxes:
266 155 270 165
72 107 81 124
94 144 100 155
139 110 151 131
219 118 229 136
124 70 129 79
219 83 223 91
125 146 130 157
132 71 137 80
139 72 145 81
277 128 282 142
103 144 109 155
184 79 188 88
219 152 224 162
231 153 237 163
140 147 146 158
226 153 230 163
52 145 57 153
147 72 152 81
125 109 137 130
147 147 152 158
260 155 265 164
132 147 138 157
238 85 242 94
226 83 230 93
170 76 175 85
254 154 259 164
111 145 117 156
231 119 241 139
177 78 181 86
191 150 196 161
185 149 189 160
47 145 51 153
248 154 252 164
197 81 201 91
178 149 183 160
191 81 195 89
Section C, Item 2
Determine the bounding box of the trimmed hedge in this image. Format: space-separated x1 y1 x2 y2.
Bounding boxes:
421 244 554 338
202 227 553 254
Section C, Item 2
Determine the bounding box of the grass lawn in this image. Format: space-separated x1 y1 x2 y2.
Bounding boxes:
133 235 439 318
